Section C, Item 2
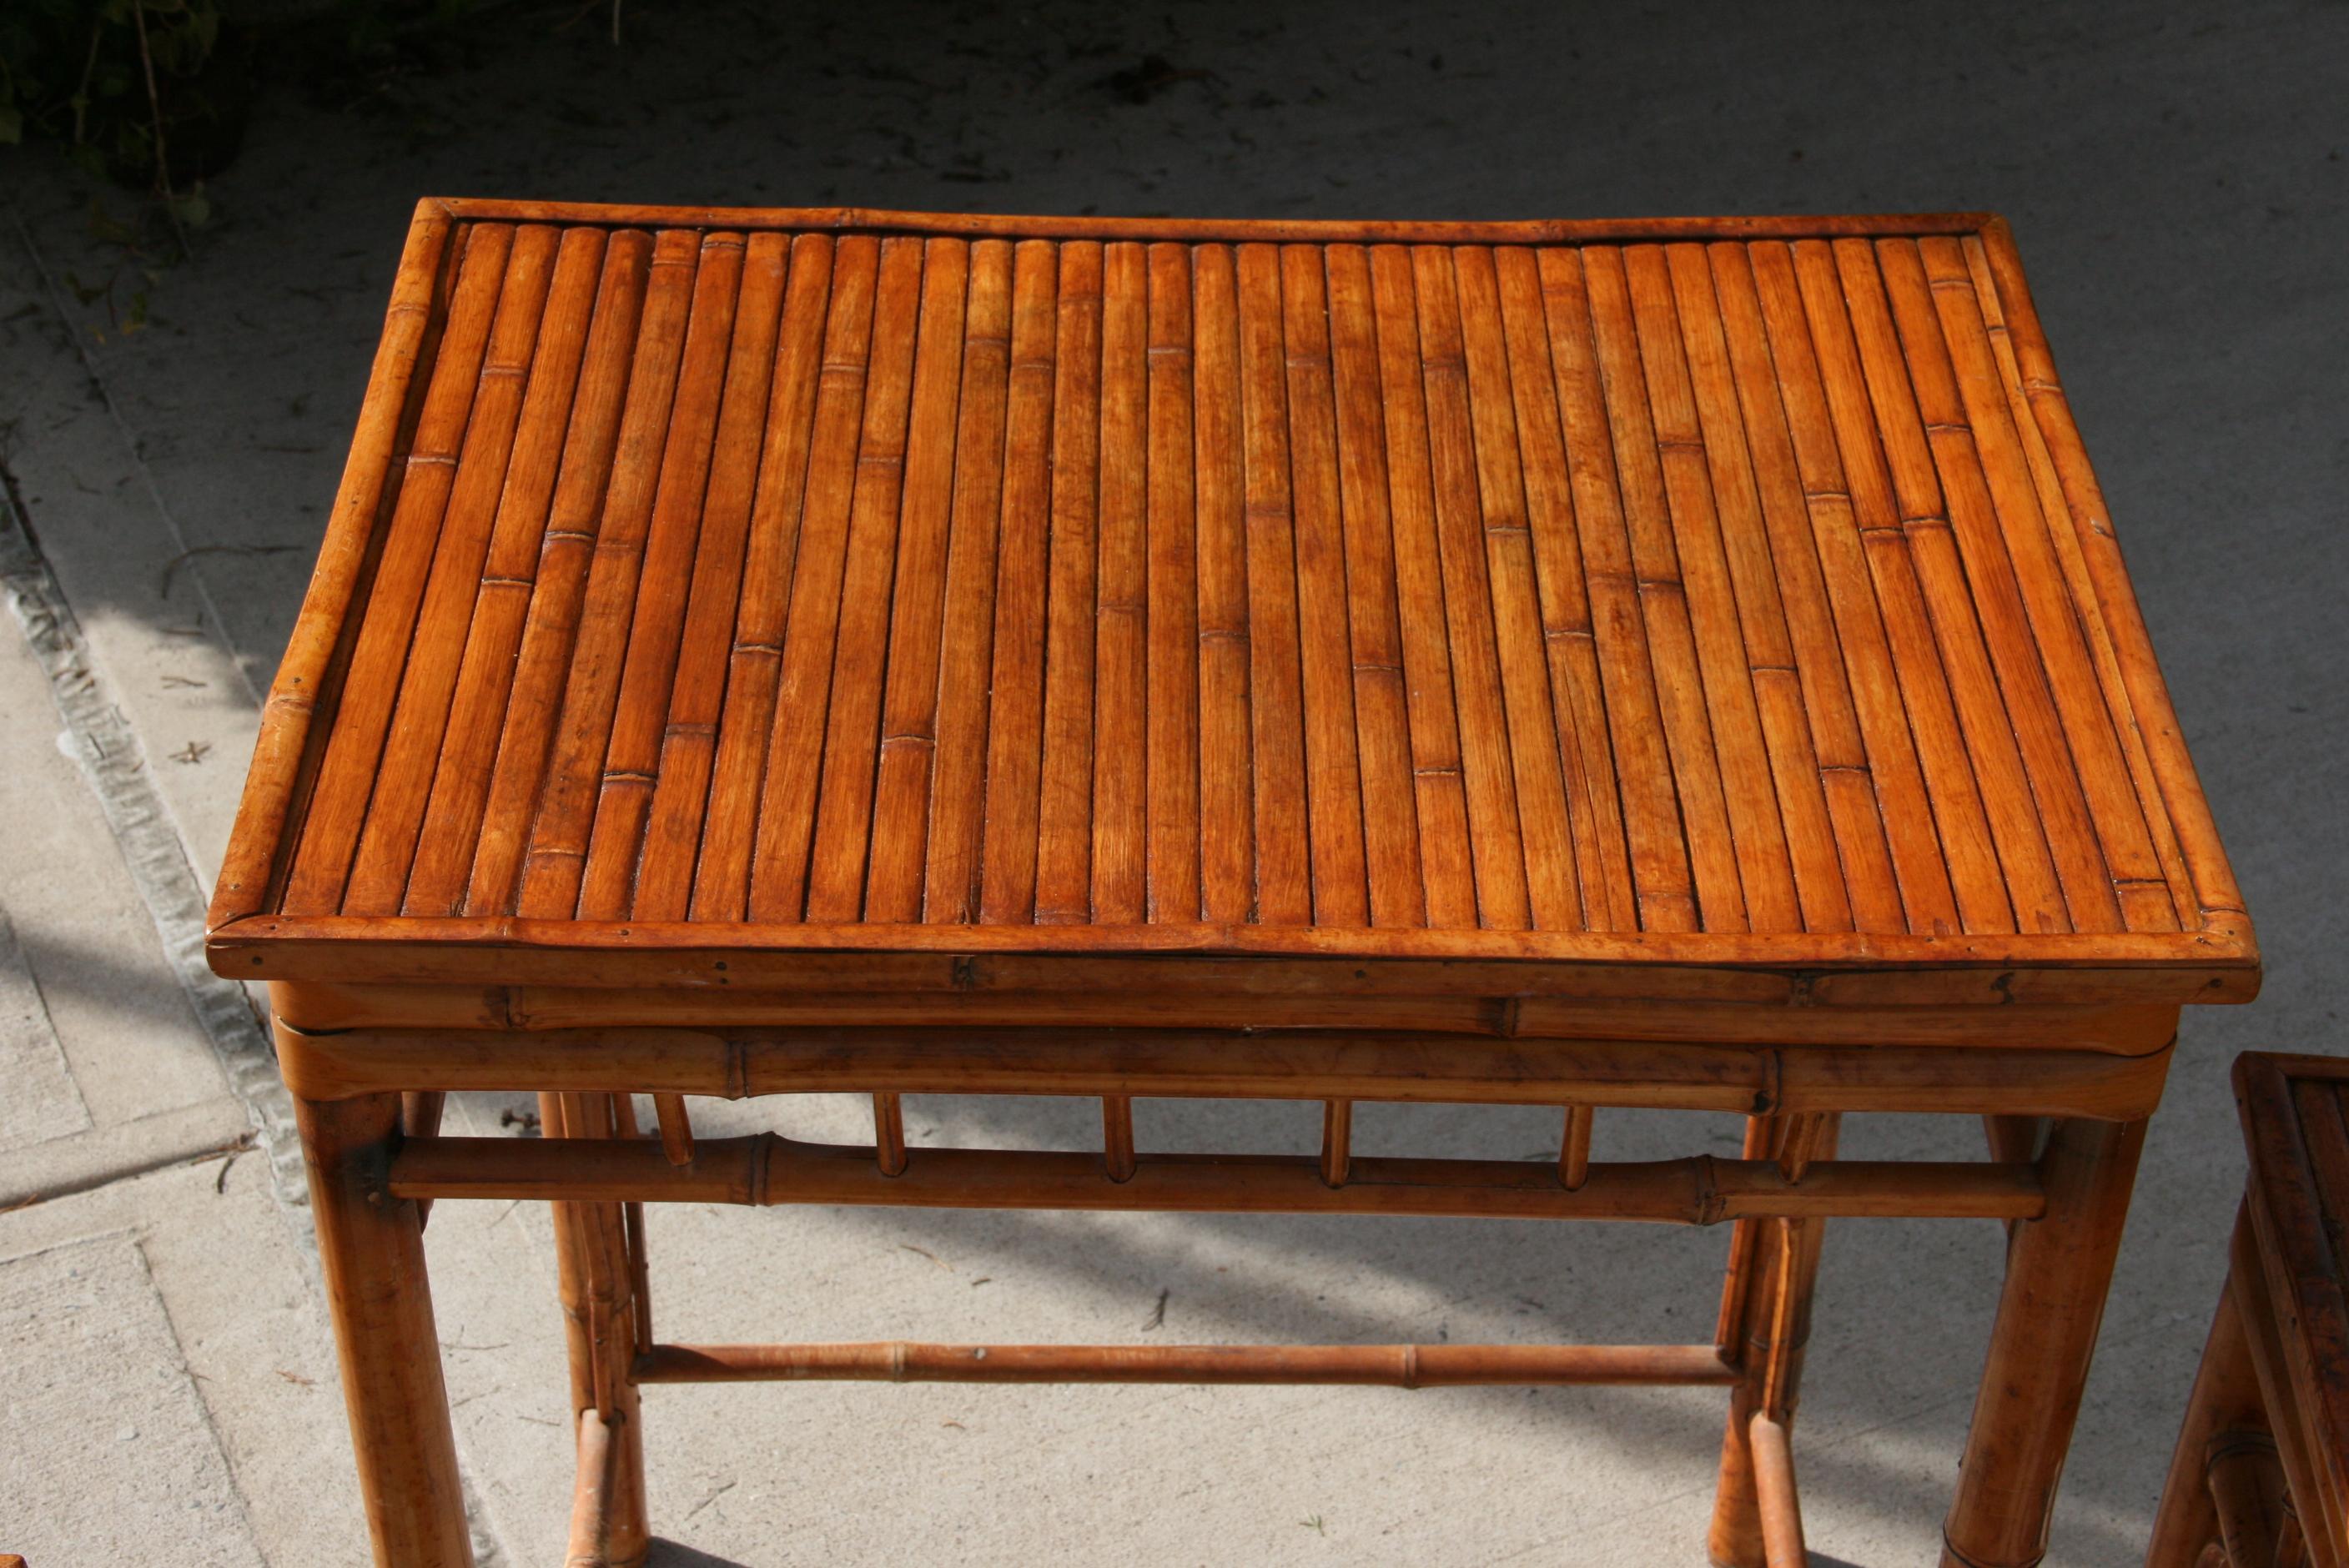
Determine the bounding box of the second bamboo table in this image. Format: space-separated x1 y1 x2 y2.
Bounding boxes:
208 199 2257 1567
2150 1054 2349 1567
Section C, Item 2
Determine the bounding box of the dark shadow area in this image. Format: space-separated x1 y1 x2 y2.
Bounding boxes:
645 1539 755 1568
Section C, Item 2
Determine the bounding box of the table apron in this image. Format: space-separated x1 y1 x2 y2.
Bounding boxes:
276 1018 2176 1121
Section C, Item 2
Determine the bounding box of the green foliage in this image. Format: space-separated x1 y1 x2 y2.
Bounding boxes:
2 0 552 274
1 1 223 171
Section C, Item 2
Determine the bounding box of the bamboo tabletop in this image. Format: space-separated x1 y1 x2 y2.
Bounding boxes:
206 200 2254 1006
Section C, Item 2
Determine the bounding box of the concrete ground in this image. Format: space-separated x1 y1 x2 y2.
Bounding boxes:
1 1 2342 1562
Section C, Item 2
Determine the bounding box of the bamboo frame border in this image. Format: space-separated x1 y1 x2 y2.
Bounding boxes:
1973 217 2249 937
427 199 1999 244
203 201 2257 1006
214 911 2255 997
272 1018 2176 1120
213 200 455 926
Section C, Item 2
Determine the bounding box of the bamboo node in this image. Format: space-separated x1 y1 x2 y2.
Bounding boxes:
1693 1156 1724 1227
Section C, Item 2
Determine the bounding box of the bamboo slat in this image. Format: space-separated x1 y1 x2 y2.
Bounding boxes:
216 200 452 923
1280 244 1372 928
1090 241 1149 925
401 227 606 915
282 223 515 916
1789 238 2011 935
1493 246 1636 931
1534 248 1698 933
913 238 1017 922
857 237 971 924
974 239 1059 924
1033 241 1105 924
689 234 836 922
1190 243 1256 926
1236 243 1313 924
458 233 656 917
1582 245 1746 932
1455 246 1582 930
1325 245 1426 928
574 233 746 921
628 232 791 922
509 229 702 918
213 209 2254 1003
1143 242 1204 922
344 224 560 916
745 235 883 921
802 236 936 921
1416 244 1535 929
1369 244 1477 928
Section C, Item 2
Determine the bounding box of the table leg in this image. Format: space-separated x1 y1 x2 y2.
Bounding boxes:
298 1092 473 1568
1708 1113 1838 1568
546 1092 651 1568
1942 1115 2147 1568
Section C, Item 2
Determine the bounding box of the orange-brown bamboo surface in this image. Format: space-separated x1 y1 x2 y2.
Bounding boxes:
207 201 2255 1014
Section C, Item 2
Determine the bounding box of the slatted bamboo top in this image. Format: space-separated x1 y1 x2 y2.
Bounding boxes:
2233 1053 2349 1540
208 200 2254 1001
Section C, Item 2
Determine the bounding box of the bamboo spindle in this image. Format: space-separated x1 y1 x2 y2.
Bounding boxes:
403 1089 447 1229
1712 1113 1840 1568
651 1093 694 1166
1775 1113 1826 1184
1758 1220 1802 1417
1715 1116 1780 1372
545 1093 648 1565
609 1094 655 1357
1102 1095 1136 1183
538 1095 597 1427
1320 1098 1353 1187
873 1092 908 1176
1749 1412 1808 1568
1560 1103 1594 1190
632 1339 1741 1388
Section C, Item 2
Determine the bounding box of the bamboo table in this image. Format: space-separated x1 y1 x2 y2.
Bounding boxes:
208 199 2257 1568
2150 1055 2349 1568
